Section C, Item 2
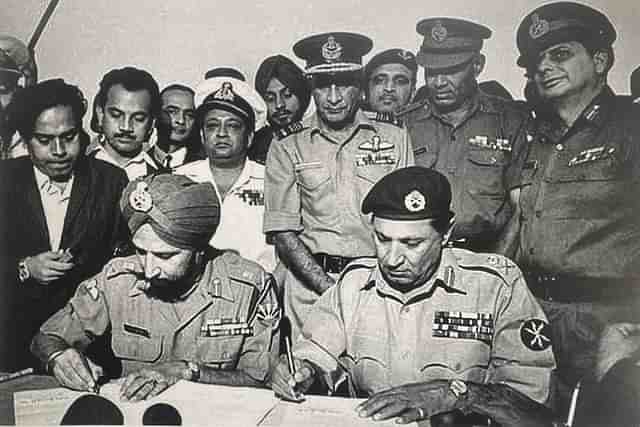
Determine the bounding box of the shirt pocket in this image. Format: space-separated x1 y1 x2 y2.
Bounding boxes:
347 334 389 393
294 162 333 216
196 336 244 369
413 146 437 168
466 148 508 196
420 341 490 383
112 333 163 363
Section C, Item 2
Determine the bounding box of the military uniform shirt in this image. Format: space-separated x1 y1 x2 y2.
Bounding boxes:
38 252 280 381
263 110 414 257
294 248 555 403
513 87 640 282
404 92 529 249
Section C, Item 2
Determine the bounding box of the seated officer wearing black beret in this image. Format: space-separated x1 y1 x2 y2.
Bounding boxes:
271 167 555 426
505 1 640 414
399 18 530 254
364 49 417 115
32 174 280 401
263 32 414 343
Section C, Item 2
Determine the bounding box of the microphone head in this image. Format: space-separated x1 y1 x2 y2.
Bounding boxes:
60 394 124 425
142 403 182 425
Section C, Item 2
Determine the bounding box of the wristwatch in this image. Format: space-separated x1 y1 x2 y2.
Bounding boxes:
185 361 201 382
18 257 31 282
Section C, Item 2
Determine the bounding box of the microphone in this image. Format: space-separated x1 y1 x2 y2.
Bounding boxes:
60 394 124 425
300 331 358 398
142 403 182 425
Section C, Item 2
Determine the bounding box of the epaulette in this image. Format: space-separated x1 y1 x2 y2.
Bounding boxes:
337 257 377 283
395 99 428 118
273 121 306 140
363 110 403 127
105 256 143 280
222 251 265 288
455 250 520 286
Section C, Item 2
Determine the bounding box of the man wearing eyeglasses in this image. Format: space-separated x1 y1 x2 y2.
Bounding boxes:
0 79 128 371
263 32 414 341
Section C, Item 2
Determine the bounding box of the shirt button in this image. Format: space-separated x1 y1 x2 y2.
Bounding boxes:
402 306 411 314
555 144 564 151
529 248 535 255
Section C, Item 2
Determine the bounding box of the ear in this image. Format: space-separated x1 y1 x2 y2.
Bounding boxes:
473 54 486 77
593 50 609 75
96 104 105 129
441 215 456 247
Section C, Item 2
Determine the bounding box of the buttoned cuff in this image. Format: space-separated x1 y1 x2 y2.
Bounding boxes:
263 211 303 233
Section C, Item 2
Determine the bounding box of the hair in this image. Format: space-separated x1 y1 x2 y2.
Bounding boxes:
160 83 195 98
90 66 160 132
6 78 87 140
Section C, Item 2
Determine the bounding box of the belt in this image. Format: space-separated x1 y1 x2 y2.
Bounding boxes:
313 253 356 275
522 270 637 303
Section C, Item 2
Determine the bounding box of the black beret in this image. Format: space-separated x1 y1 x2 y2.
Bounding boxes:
364 49 417 81
293 32 373 75
362 166 452 220
416 18 491 70
516 2 616 68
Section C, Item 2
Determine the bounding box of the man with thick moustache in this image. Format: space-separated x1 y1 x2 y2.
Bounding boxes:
32 174 280 400
264 32 414 341
88 67 160 180
364 48 417 116
250 55 311 165
148 84 204 170
400 18 529 253
271 167 555 427
0 79 128 371
504 1 640 413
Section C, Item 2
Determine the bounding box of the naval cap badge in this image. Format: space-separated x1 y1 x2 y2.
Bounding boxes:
213 81 235 102
431 21 448 43
322 36 342 62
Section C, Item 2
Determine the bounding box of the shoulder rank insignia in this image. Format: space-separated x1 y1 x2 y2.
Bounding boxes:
487 255 518 276
363 110 403 127
468 135 512 152
433 311 494 344
274 121 305 140
357 135 396 166
83 279 100 300
568 146 615 167
520 319 551 351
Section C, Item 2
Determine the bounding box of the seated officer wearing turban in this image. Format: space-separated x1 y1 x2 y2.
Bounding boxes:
31 174 280 401
271 167 555 426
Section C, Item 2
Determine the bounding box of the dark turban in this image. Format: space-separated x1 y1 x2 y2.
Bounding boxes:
255 55 311 123
121 174 220 250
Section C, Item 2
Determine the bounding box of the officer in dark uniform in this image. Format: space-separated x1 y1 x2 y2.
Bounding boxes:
263 32 414 341
363 48 417 115
271 167 555 426
250 55 311 165
506 1 640 414
400 18 530 253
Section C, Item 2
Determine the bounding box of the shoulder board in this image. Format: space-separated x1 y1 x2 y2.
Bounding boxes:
105 256 142 280
273 121 306 140
220 251 265 288
337 257 377 282
362 110 403 127
455 250 521 286
395 99 428 117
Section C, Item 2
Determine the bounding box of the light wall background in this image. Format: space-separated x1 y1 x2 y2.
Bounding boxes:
2 0 639 110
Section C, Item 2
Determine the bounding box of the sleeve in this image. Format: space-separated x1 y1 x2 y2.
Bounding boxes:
263 137 303 233
487 270 556 405
293 283 349 390
33 268 112 360
401 127 415 167
503 113 533 191
236 275 281 383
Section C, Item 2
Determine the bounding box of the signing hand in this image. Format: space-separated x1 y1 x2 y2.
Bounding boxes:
270 355 315 401
51 348 103 392
120 361 186 402
26 250 74 285
356 380 460 424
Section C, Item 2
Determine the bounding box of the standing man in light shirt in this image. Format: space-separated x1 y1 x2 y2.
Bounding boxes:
0 79 128 371
176 77 275 272
87 67 160 180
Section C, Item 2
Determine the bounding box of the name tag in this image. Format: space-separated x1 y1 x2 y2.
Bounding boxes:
124 323 151 338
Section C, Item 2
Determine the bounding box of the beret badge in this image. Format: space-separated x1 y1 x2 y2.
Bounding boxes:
528 13 550 40
129 182 153 213
322 36 343 62
397 50 414 61
431 21 448 43
404 190 426 212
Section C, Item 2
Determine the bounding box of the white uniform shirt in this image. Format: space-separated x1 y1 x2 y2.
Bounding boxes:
33 167 74 251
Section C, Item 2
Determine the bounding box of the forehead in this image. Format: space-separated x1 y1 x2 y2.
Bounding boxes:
105 83 152 112
132 223 183 252
370 63 413 79
373 216 440 238
539 40 586 56
161 89 194 108
33 105 76 132
203 108 244 122
266 77 290 92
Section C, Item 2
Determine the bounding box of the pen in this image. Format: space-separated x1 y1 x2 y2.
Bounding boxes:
565 381 581 426
0 367 34 384
281 317 301 400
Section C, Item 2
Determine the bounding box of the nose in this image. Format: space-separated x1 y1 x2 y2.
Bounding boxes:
328 84 342 104
144 254 161 280
275 93 285 110
119 115 133 132
51 137 66 157
432 74 447 87
383 79 394 92
175 111 185 125
535 54 553 75
216 122 229 137
385 241 405 269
